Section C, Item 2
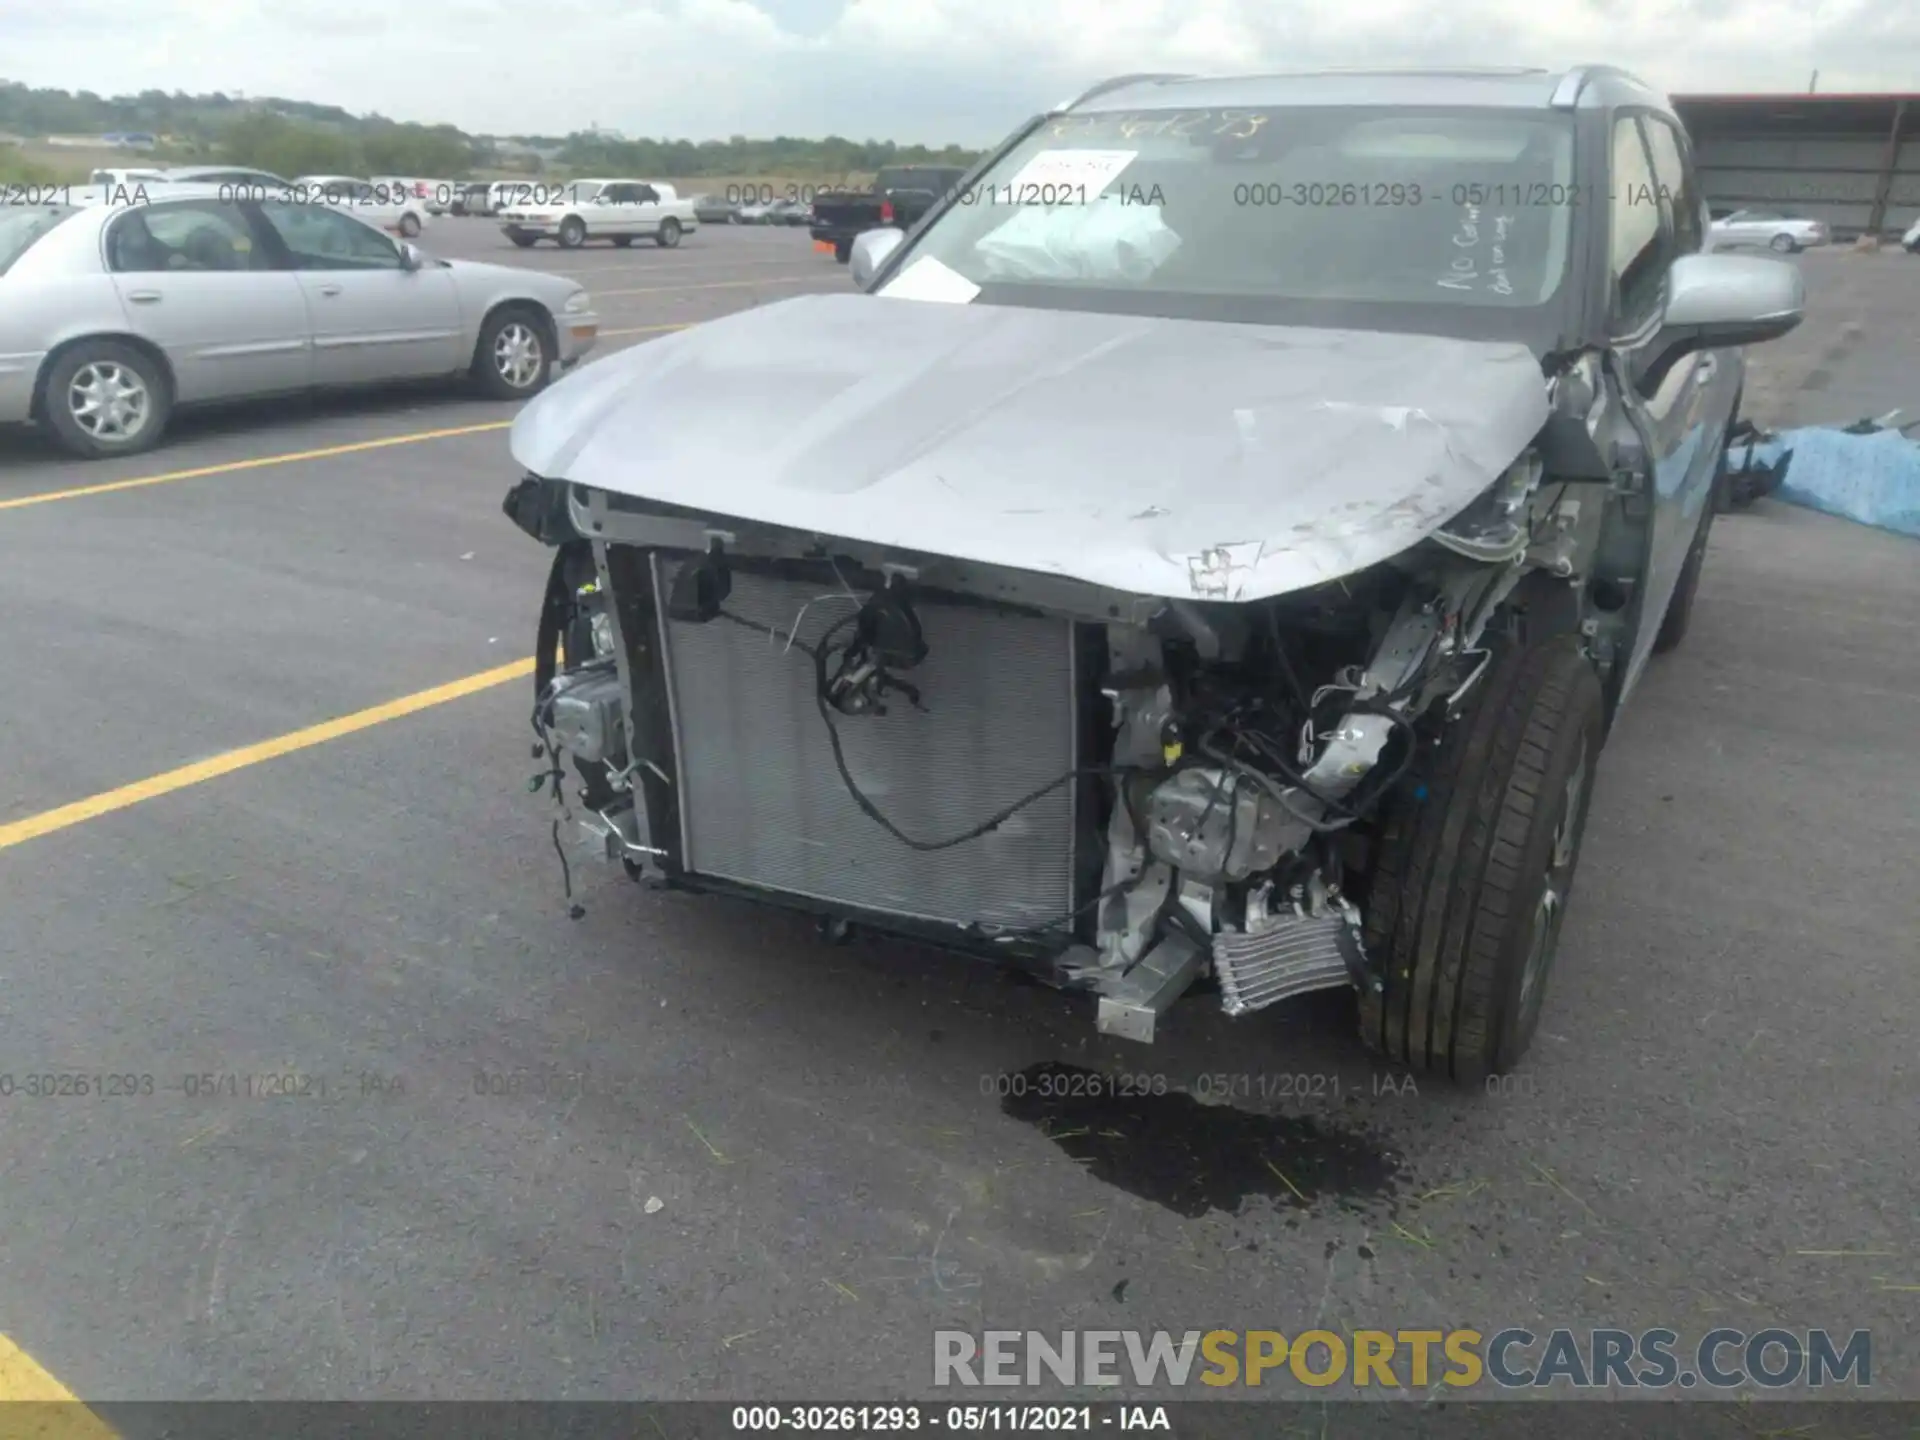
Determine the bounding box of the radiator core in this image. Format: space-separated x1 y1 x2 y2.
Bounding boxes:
651 556 1080 930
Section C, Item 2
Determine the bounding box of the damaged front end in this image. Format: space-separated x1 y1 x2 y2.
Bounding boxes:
504 445 1580 1044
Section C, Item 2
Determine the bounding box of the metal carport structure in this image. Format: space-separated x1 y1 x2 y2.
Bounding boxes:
1671 94 1919 240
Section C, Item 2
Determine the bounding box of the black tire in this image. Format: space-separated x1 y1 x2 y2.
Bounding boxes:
40 339 172 460
399 212 422 237
1769 234 1798 253
509 235 537 248
655 218 682 248
1358 634 1605 1083
834 239 852 264
611 235 634 248
557 216 586 249
471 307 554 400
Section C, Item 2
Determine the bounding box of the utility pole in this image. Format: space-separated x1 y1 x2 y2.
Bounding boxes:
1809 70 1819 93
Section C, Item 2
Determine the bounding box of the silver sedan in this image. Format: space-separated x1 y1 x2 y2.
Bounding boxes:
0 184 600 459
1707 209 1830 253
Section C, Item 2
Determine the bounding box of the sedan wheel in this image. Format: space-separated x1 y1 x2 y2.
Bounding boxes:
473 309 553 399
558 217 587 248
494 322 543 388
44 341 173 459
71 361 151 440
400 213 422 237
1770 233 1799 252
656 218 682 248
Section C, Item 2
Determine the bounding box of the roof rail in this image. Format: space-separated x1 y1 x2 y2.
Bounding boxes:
1550 63 1650 109
1059 73 1195 111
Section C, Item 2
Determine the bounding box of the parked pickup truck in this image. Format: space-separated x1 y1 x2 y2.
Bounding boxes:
809 165 969 262
499 179 699 250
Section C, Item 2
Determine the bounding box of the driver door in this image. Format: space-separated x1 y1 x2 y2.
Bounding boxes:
1609 114 1729 702
252 199 465 385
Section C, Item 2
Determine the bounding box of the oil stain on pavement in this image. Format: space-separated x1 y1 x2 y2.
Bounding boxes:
999 1061 1404 1218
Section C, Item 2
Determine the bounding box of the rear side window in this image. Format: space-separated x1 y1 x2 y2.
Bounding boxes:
106 201 269 273
0 205 76 275
1643 117 1703 255
1609 117 1665 331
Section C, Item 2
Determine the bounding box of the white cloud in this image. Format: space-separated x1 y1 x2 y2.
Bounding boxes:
3 0 1915 143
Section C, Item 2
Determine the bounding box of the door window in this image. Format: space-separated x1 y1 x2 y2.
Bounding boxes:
105 200 269 273
257 201 401 270
1643 118 1703 255
1609 117 1666 332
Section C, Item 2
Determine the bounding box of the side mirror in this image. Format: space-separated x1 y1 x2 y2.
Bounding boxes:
1659 252 1805 351
850 227 905 289
398 241 424 271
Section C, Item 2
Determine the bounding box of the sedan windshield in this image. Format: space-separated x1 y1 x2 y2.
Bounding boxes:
0 205 77 276
886 106 1577 335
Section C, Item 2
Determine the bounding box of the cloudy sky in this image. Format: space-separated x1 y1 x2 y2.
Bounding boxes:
4 0 1914 144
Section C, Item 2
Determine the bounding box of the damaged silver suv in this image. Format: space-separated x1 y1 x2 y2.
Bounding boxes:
501 65 1804 1082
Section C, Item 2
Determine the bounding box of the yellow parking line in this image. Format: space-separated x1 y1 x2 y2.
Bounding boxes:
0 1336 118 1437
0 658 535 853
592 273 830 298
0 421 511 513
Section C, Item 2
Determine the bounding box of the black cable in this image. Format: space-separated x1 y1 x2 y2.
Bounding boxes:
1203 717 1353 817
716 607 820 659
1335 700 1422 812
796 609 1134 852
534 541 590 698
1262 607 1312 715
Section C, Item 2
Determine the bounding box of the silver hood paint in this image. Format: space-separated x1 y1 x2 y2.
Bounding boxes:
509 292 1550 603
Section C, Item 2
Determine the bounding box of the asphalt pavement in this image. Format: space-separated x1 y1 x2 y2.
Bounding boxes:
0 223 1915 1409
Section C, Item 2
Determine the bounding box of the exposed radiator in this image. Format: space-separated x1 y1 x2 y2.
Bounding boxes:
651 557 1080 930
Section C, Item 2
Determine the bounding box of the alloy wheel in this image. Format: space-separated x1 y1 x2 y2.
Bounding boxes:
493 322 544 390
67 361 151 442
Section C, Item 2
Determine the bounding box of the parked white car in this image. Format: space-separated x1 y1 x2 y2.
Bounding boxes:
498 179 699 249
1902 216 1920 254
291 176 430 237
1708 210 1829 253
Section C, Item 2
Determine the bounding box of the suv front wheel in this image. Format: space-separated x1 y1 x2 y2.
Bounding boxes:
1358 634 1605 1084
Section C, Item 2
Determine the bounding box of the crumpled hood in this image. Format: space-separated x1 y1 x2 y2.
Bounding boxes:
509 291 1550 602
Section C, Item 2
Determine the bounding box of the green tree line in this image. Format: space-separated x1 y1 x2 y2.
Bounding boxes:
1 80 979 182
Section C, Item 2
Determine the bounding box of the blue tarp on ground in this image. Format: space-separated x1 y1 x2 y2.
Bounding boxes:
1736 427 1920 539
